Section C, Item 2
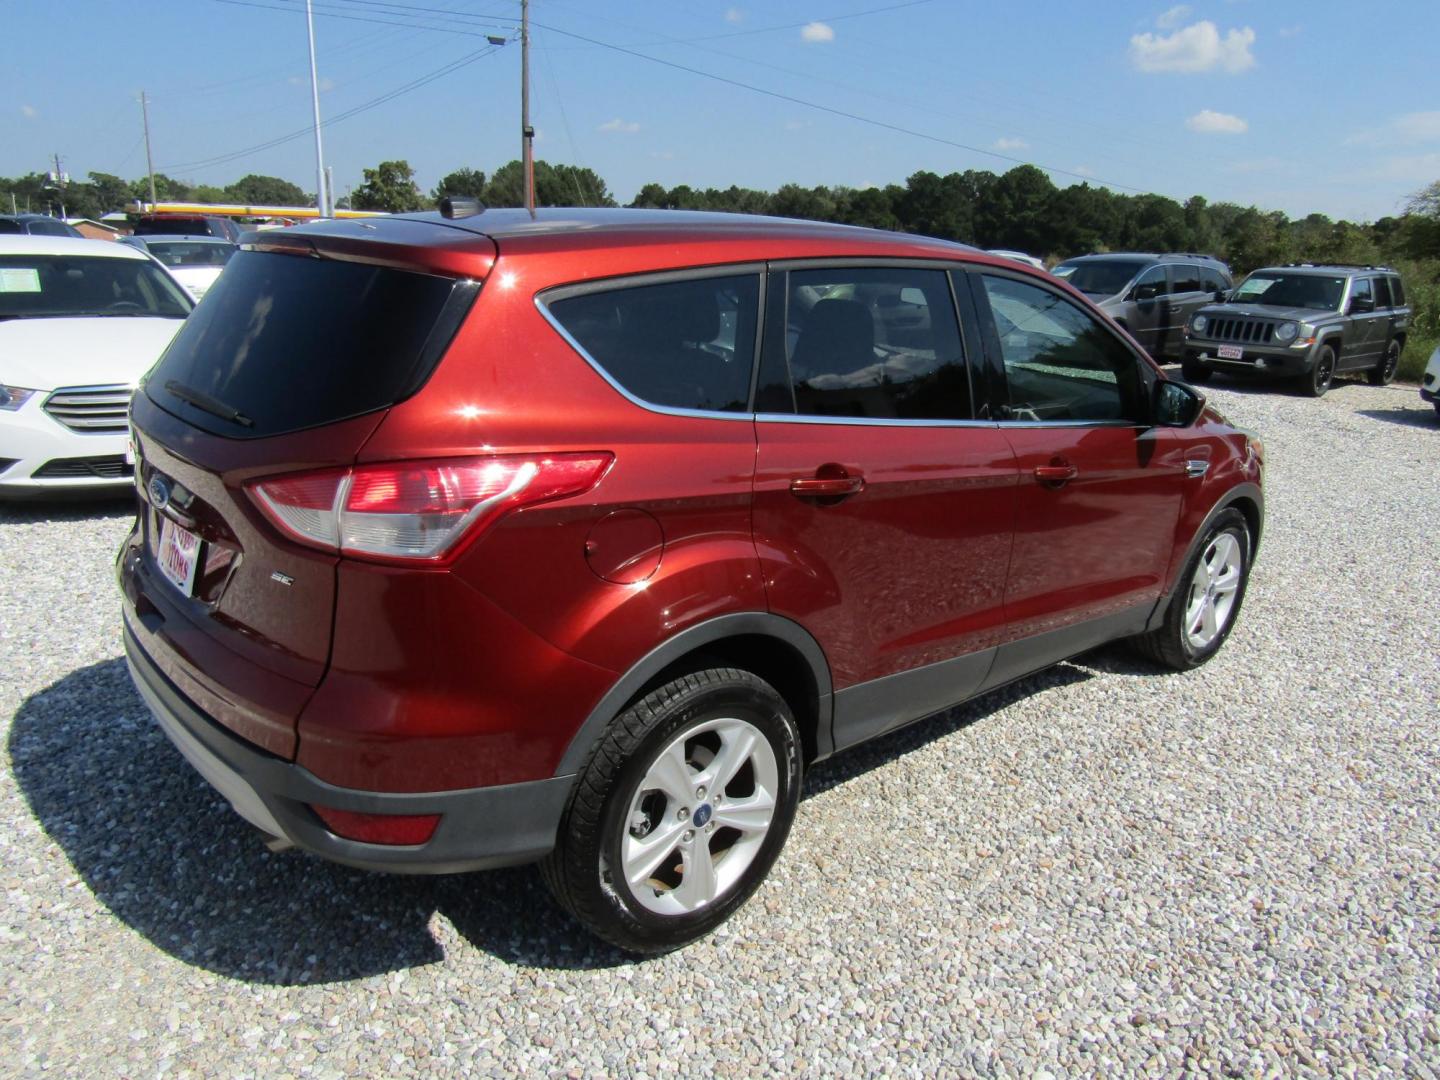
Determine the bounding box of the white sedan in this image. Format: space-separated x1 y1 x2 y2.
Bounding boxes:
1422 343 1440 423
0 235 192 496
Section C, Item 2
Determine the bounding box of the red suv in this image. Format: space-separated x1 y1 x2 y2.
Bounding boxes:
118 208 1263 952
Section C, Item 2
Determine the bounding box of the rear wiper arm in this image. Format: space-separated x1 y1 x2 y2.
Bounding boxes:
164 380 254 428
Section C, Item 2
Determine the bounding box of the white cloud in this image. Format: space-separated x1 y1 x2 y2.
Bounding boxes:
1130 21 1256 73
1187 109 1248 134
994 136 1029 151
598 118 641 134
1346 111 1440 147
724 7 744 23
1278 24 1303 38
1156 5 1191 30
1073 165 1095 177
800 21 834 43
21 104 37 119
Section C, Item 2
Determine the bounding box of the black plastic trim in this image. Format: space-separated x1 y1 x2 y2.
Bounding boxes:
831 648 996 753
124 621 571 874
554 612 834 776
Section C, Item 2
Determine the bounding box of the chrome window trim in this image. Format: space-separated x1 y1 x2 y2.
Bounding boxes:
754 412 999 429
535 264 766 423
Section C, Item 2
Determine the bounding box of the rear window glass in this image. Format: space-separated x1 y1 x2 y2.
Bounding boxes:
146 250 462 438
547 274 759 413
27 219 75 237
136 217 216 237
0 254 191 320
1390 276 1405 306
142 241 236 268
1373 276 1392 308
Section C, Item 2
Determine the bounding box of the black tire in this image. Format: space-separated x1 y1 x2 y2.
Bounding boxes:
1181 359 1213 384
1301 344 1336 397
1131 508 1251 671
541 667 802 954
1368 339 1401 386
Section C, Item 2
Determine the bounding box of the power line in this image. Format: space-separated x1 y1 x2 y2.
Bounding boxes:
529 20 1143 192
158 42 500 173
208 0 510 38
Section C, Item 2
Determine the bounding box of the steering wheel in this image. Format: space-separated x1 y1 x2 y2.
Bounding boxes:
108 301 144 312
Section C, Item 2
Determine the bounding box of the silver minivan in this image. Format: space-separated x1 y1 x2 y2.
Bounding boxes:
1052 253 1232 361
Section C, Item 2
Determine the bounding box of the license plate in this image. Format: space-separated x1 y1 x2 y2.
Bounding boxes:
157 517 203 596
1217 345 1244 360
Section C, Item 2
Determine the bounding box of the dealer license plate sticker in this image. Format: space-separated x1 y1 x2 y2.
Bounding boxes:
157 517 203 596
1217 345 1244 360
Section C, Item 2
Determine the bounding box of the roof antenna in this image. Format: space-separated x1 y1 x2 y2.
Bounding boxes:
439 196 484 220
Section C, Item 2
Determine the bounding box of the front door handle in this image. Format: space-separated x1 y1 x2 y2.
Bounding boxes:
1033 463 1078 485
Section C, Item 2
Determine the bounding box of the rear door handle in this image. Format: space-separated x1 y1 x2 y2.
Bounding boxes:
789 474 865 499
1033 463 1078 485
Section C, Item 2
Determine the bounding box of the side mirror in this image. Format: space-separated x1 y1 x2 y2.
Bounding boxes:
1349 296 1375 314
1213 289 1228 302
1133 283 1160 302
1154 379 1205 427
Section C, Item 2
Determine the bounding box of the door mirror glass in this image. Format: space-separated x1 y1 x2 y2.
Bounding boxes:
1214 289 1228 302
1133 283 1160 302
1154 379 1204 427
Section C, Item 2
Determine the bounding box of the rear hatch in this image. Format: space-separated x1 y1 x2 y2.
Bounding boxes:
125 218 492 756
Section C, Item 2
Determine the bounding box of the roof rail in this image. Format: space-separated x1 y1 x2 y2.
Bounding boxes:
1282 261 1394 271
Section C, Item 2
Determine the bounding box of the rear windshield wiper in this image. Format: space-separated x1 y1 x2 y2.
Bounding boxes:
164 379 254 428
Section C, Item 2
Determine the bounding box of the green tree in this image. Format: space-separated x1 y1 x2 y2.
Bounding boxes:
352 160 425 212
431 167 486 205
976 165 1056 253
84 172 132 215
224 174 307 206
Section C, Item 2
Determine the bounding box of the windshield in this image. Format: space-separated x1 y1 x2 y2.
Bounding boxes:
1232 273 1346 311
0 254 192 320
1051 259 1147 297
141 241 236 268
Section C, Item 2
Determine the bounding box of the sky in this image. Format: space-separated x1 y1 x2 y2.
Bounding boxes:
4 0 1439 223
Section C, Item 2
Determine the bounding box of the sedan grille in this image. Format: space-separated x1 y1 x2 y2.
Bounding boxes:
43 385 134 433
33 455 134 480
1205 318 1276 345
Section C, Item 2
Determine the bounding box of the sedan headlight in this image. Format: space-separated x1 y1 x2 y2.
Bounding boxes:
1275 321 1299 343
1191 314 1208 334
0 385 38 411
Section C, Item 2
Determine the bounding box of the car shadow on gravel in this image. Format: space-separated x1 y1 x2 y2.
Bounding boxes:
10 653 1117 980
1356 407 1439 430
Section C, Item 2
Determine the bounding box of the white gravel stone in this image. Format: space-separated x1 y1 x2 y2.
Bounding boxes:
1 379 1437 1077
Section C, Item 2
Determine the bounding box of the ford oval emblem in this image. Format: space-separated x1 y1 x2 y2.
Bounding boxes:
147 473 171 511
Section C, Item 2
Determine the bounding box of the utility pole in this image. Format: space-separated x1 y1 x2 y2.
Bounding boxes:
50 153 68 218
306 0 330 217
140 92 157 205
521 0 534 215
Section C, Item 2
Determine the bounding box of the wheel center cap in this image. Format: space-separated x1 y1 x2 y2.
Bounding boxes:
692 804 712 828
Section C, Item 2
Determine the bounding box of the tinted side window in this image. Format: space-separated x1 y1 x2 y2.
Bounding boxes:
1391 276 1405 306
1350 278 1373 308
548 274 759 413
981 274 1145 423
27 219 73 237
1133 265 1168 297
1172 265 1203 294
1201 267 1229 293
1373 276 1392 308
779 267 970 420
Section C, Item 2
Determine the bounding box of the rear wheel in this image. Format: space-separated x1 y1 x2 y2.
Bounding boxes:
541 668 802 954
1181 359 1213 384
1301 344 1336 397
1132 508 1251 671
1368 339 1401 386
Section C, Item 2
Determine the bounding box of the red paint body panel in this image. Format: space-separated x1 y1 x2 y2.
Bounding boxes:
753 421 1019 688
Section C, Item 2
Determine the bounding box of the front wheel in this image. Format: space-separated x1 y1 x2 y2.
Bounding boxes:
541 668 802 954
1368 340 1401 386
1301 344 1336 397
1131 508 1251 671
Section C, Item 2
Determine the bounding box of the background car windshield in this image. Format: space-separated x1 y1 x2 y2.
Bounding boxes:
143 242 236 268
0 254 191 320
1232 273 1345 310
1050 260 1147 296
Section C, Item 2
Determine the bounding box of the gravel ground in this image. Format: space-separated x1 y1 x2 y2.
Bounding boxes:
2 378 1438 1078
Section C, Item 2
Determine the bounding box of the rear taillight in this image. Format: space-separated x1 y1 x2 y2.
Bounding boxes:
247 453 612 563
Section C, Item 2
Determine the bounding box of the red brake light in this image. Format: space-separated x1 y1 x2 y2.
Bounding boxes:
247 453 612 563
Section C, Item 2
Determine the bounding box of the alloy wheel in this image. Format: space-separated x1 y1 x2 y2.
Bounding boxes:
619 716 779 916
1184 531 1243 650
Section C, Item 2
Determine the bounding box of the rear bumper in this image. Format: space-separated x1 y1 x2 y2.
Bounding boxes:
124 622 574 873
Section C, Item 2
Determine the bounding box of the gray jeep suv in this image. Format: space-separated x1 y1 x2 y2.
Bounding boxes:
1181 264 1410 397
1051 253 1231 361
